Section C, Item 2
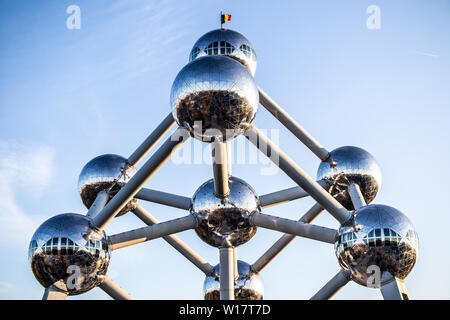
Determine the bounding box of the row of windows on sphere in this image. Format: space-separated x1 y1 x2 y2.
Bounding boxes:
190 42 257 61
28 237 107 258
336 228 418 252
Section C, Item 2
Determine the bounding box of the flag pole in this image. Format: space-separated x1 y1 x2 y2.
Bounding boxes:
220 11 223 29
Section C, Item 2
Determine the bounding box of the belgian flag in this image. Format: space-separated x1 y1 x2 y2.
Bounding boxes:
221 14 231 24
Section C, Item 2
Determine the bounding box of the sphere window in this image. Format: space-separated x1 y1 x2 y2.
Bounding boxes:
191 47 201 60
239 44 256 61
204 41 235 56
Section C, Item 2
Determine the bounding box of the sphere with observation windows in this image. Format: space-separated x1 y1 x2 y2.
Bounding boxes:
191 177 260 247
203 260 264 300
335 204 418 287
317 146 382 210
190 29 257 76
78 154 137 216
171 56 259 142
28 213 110 295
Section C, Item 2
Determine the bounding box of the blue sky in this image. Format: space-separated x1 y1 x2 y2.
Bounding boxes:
0 0 449 299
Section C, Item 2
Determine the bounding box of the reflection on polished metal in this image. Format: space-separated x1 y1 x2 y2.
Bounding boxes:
335 204 418 287
204 260 264 300
190 29 257 76
29 213 110 296
317 146 382 210
191 176 260 247
171 55 259 142
29 26 418 300
78 154 137 216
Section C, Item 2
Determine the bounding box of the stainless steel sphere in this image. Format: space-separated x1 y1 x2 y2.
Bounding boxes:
170 55 259 142
28 213 110 295
190 29 257 76
335 204 418 287
317 146 382 210
203 260 264 300
78 154 137 216
191 176 260 247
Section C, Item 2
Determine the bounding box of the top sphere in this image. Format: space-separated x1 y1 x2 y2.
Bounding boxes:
335 204 418 287
171 56 259 142
78 154 137 216
317 146 382 210
28 213 110 295
190 29 257 76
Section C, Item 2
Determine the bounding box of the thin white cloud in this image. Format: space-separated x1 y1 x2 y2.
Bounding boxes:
0 141 54 244
416 51 439 58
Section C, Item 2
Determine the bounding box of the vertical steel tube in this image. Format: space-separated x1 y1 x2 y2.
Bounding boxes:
219 244 235 300
245 126 351 224
310 270 351 300
348 183 367 210
212 141 230 198
258 87 330 161
91 128 189 230
127 113 175 166
226 141 232 177
380 272 410 300
42 281 68 300
99 276 135 300
251 203 324 272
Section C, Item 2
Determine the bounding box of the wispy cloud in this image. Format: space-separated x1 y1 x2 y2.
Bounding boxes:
0 141 54 244
416 51 439 58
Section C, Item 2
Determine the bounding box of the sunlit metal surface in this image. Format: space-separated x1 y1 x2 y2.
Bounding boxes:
189 29 257 76
171 56 259 142
28 213 110 295
191 176 260 247
204 260 263 300
317 146 382 210
78 154 137 216
335 204 418 287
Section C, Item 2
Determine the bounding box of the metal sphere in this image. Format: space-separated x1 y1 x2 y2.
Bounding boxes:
203 260 264 300
191 176 260 248
170 55 259 142
335 204 418 287
190 29 257 76
317 146 382 210
28 213 110 295
78 154 137 216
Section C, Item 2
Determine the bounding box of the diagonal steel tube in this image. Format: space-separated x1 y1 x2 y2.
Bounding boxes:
127 113 175 166
348 183 366 210
91 127 190 231
251 202 324 272
310 269 351 300
135 188 191 210
99 275 135 300
212 141 230 198
245 125 351 224
108 214 197 250
258 87 330 161
251 212 337 244
132 204 214 275
259 180 328 208
86 190 109 219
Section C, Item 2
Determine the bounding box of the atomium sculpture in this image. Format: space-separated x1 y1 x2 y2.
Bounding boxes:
29 27 418 300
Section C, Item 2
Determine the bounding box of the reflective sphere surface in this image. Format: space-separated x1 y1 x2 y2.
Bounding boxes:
171 55 259 142
203 260 264 300
78 154 137 216
29 213 110 295
335 204 418 287
190 29 257 76
191 177 260 247
317 146 382 210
